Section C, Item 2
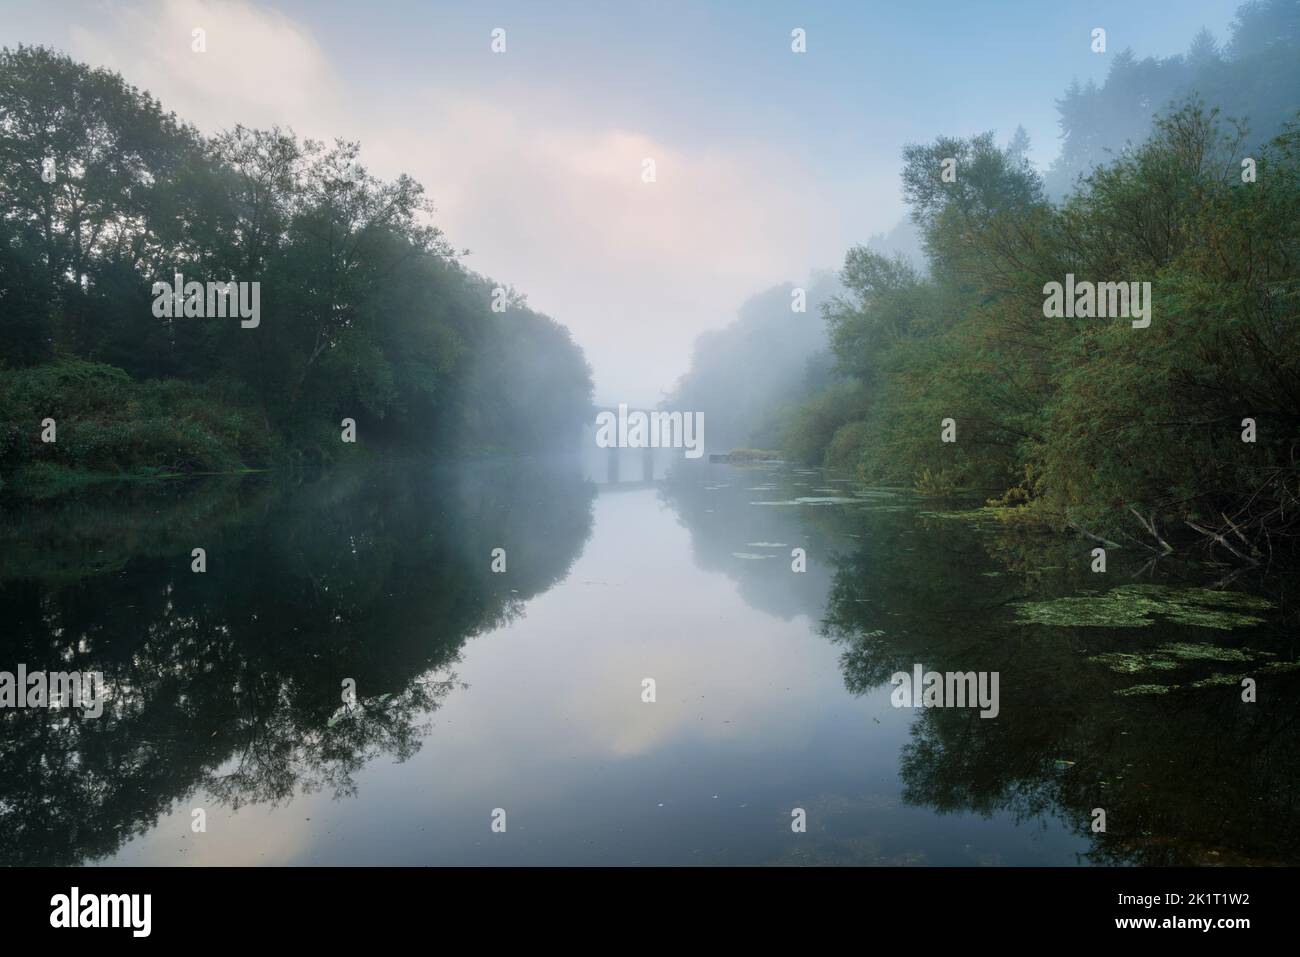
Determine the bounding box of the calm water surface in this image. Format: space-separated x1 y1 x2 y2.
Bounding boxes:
2 453 1297 865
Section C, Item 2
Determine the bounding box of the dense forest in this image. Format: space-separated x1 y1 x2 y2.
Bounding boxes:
1046 2 1300 196
0 46 594 495
754 0 1300 560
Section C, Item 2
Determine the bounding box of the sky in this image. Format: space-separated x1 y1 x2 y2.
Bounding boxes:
1 0 1243 405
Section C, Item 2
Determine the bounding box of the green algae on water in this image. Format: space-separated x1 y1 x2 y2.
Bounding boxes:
1114 659 1300 695
1091 643 1268 674
1011 584 1272 629
1090 652 1183 674
1155 642 1261 663
751 496 863 506
917 506 1012 523
1114 683 1177 697
1189 673 1246 689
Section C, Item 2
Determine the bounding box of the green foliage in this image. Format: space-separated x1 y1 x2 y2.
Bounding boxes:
788 96 1300 557
779 378 868 466
0 359 273 488
824 420 870 472
0 46 593 492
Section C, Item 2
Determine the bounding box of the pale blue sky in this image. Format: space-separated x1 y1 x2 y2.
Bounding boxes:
3 0 1243 403
259 0 1241 165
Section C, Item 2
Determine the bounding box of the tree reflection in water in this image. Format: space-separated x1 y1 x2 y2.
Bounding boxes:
0 459 595 865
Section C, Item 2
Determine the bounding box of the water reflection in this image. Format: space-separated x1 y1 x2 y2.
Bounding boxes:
0 459 595 865
3 456 1297 865
660 461 1300 865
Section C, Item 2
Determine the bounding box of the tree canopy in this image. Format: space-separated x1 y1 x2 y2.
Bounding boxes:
1 45 593 488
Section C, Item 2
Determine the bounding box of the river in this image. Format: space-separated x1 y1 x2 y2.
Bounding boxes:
1 452 1296 865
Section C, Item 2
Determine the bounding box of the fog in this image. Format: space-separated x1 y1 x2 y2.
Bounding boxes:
0 0 1247 408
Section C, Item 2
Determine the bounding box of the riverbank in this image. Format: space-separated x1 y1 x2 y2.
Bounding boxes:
0 359 282 500
0 359 586 500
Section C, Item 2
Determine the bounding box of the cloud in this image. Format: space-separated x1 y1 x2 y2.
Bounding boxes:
57 0 852 404
68 0 344 134
366 91 844 403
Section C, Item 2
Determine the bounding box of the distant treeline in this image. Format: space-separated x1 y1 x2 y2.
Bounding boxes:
1046 0 1300 197
661 272 840 452
784 2 1300 557
0 46 593 493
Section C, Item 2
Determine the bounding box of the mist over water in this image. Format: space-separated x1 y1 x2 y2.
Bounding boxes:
3 454 1295 866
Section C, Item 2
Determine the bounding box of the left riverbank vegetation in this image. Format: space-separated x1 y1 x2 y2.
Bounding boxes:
0 46 594 497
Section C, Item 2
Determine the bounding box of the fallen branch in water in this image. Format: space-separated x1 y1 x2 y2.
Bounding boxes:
1221 511 1253 548
1185 519 1259 564
1128 506 1174 554
1068 523 1122 549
